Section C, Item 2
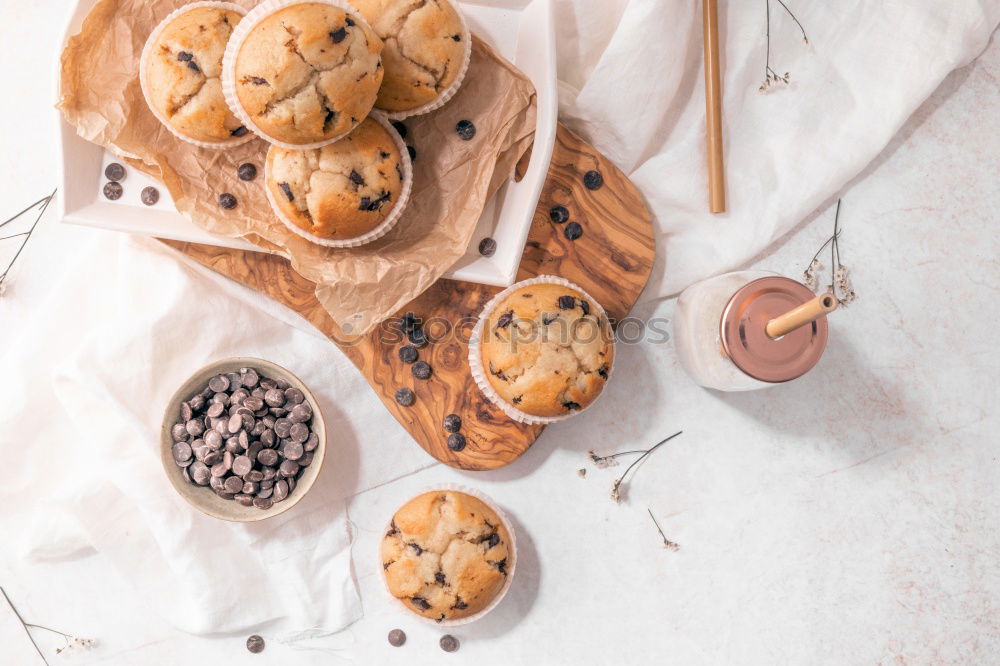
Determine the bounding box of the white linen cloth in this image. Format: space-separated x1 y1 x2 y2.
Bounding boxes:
1 0 998 646
554 0 1000 297
0 232 434 637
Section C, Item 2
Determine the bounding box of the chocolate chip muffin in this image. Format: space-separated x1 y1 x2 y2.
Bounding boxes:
381 490 512 622
480 283 614 418
265 117 405 241
351 0 469 114
231 2 383 145
142 5 247 144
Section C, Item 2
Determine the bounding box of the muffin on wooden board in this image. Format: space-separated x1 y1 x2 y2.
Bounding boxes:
351 0 470 116
229 2 383 146
479 282 614 419
141 4 248 145
381 490 512 622
265 116 406 242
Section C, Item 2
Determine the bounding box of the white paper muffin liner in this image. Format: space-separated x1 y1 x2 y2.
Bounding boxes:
262 111 411 248
382 1 472 121
221 0 381 150
139 2 255 150
379 484 517 627
468 275 616 425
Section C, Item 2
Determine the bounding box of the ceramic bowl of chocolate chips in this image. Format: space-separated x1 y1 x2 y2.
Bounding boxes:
160 358 326 521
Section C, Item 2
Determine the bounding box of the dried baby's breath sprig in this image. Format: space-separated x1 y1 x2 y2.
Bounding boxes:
759 0 809 93
0 189 56 294
600 431 683 504
647 509 681 552
587 447 647 469
802 199 857 306
1 585 96 664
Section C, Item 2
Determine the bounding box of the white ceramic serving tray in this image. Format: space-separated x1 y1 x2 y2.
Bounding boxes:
56 0 557 287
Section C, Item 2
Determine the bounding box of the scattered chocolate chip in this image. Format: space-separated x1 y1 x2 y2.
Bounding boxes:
412 361 432 380
349 170 365 186
563 401 581 411
549 205 569 223
497 311 514 328
345 16 355 26
231 126 248 137
407 145 416 161
395 388 415 406
439 635 459 652
496 558 508 575
246 635 265 653
398 345 419 364
400 312 419 332
485 533 500 548
564 222 583 241
451 597 468 610
218 193 237 209
246 76 268 85
443 414 461 433
237 163 257 181
583 170 604 190
187 60 200 73
177 51 193 62
391 120 407 139
455 119 476 140
452 34 462 41
435 571 446 584
447 433 466 451
104 163 125 182
388 629 406 647
407 328 428 348
558 295 575 310
103 181 123 200
542 313 558 325
408 542 423 555
279 183 293 202
359 191 391 211
330 27 347 43
411 597 431 611
140 186 159 206
598 366 609 379
478 237 497 257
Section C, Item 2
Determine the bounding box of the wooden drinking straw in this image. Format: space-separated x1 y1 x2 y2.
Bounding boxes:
702 0 726 213
766 292 839 339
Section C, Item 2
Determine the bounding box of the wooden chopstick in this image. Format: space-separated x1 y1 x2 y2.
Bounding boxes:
703 0 726 213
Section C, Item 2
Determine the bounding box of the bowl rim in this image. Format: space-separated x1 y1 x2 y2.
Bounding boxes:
160 356 326 522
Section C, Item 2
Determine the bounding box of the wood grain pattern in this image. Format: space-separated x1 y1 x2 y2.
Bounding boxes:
163 123 655 470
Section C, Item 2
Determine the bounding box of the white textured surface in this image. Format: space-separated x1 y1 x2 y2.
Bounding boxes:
1 2 998 665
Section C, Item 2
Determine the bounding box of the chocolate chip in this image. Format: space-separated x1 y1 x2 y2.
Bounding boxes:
598 366 609 379
257 448 278 466
411 597 431 611
330 27 347 43
177 51 193 62
279 460 300 477
564 222 583 241
390 121 407 139
103 181 123 200
407 145 416 161
455 119 476 140
443 414 461 433
279 183 293 202
558 295 575 310
486 533 500 548
289 403 312 423
542 313 558 325
452 33 462 41
387 629 406 647
264 388 284 407
412 361 432 380
447 433 466 451
231 126 248 137
253 496 273 510
186 60 200 73
140 186 159 206
345 17 355 26
349 170 365 186
223 475 243 494
580 300 591 316
246 76 268 86
359 191 391 212
435 571 446 584
583 170 604 190
273 418 292 438
439 635 459 652
478 237 497 257
237 163 257 181
395 388 415 406
172 442 192 463
398 345 419 364
497 311 514 328
218 193 237 209
407 328 428 348
563 401 581 411
549 205 569 223
451 598 468 610
400 312 420 332
104 163 125 182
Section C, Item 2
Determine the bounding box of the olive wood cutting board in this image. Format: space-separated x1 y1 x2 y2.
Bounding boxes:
162 124 655 470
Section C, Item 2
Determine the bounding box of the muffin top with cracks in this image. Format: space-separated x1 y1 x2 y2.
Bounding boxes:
234 3 383 144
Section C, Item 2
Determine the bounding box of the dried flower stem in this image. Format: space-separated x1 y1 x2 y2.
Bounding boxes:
760 0 809 92
609 431 683 503
0 189 56 289
1 586 50 665
647 509 680 551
